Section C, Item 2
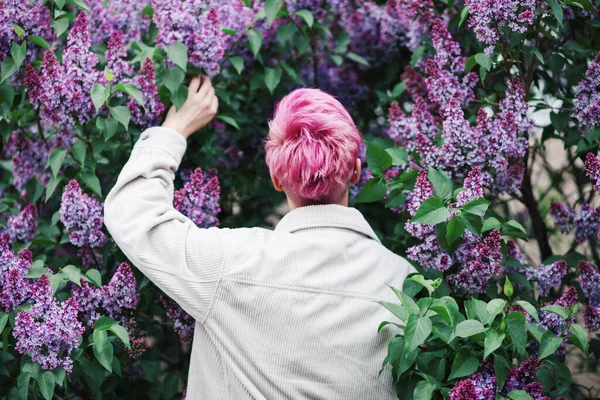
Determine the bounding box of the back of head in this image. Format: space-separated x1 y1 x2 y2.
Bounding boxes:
265 88 363 204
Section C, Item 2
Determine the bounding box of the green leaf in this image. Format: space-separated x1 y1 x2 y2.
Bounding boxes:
162 373 179 399
110 106 131 130
411 45 426 66
408 275 435 295
546 0 563 27
221 27 236 36
347 52 370 66
46 147 67 178
484 329 505 359
247 28 263 57
53 367 65 387
459 6 470 27
463 213 483 236
0 312 8 333
485 299 506 325
52 17 70 38
367 143 393 174
71 141 87 166
482 217 501 232
461 198 490 216
414 380 436 399
85 269 102 287
0 58 17 83
390 285 420 315
446 215 465 245
27 35 51 50
229 56 244 74
386 147 408 166
356 178 387 203
93 338 113 372
81 171 102 196
380 301 408 322
540 305 568 320
475 53 492 71
504 276 514 297
93 329 108 354
104 118 119 141
404 314 432 353
18 372 31 400
567 323 588 356
385 189 406 208
162 66 185 96
66 0 90 11
109 324 131 348
295 9 314 28
116 83 144 107
455 320 486 338
507 319 527 356
215 115 240 130
13 23 25 37
60 265 84 286
526 323 546 343
264 67 282 94
165 43 188 71
411 197 450 225
449 354 479 380
264 0 283 25
37 371 55 400
276 23 296 44
529 46 544 65
11 42 26 69
539 331 563 359
514 301 539 323
508 390 534 400
428 169 453 200
91 84 109 112
494 354 510 391
94 316 116 330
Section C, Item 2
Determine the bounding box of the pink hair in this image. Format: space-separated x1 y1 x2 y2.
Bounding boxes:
265 88 363 203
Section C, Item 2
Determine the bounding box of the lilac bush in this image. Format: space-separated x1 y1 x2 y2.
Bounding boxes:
0 0 600 398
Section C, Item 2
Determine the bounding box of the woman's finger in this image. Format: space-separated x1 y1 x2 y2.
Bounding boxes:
210 95 219 114
188 76 202 95
197 75 213 99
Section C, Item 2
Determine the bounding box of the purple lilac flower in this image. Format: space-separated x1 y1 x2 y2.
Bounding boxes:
526 260 567 297
585 152 600 192
213 0 254 50
128 58 165 129
464 0 536 55
425 19 478 111
105 30 134 83
493 161 525 195
153 0 225 76
160 295 195 344
71 279 102 327
60 180 106 248
77 245 103 269
538 287 577 356
388 0 436 52
0 268 31 312
3 204 37 243
174 168 221 228
25 13 99 128
0 0 53 63
450 379 478 400
506 240 528 266
88 0 151 45
13 275 85 374
456 167 484 207
6 132 50 192
0 239 32 286
300 63 370 107
387 99 438 152
450 362 496 400
549 201 573 234
406 234 453 272
584 305 600 332
549 201 600 243
578 261 600 307
448 229 503 293
574 53 600 131
501 357 545 398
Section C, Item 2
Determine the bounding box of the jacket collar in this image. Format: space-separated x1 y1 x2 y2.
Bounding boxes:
275 204 381 243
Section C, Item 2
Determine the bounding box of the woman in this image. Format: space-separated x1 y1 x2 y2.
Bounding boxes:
104 76 415 399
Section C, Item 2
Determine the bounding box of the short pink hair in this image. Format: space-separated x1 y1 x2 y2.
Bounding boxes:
265 88 363 203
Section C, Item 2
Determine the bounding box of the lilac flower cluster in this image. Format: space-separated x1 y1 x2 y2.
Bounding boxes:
60 180 106 248
25 13 100 128
456 167 485 207
539 287 578 354
105 31 134 83
174 168 221 228
71 262 139 327
13 275 85 374
387 99 438 153
0 239 32 312
574 53 600 131
501 358 550 399
578 261 600 332
549 201 600 244
87 0 151 45
464 0 536 55
585 152 600 192
128 58 165 129
2 204 38 243
160 295 195 344
212 0 254 50
388 0 436 52
152 0 225 76
5 132 50 192
525 260 567 297
450 362 496 400
0 0 53 63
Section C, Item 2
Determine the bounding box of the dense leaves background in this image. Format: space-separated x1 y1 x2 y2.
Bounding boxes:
1 0 600 399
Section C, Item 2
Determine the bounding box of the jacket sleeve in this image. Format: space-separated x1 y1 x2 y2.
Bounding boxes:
104 127 230 323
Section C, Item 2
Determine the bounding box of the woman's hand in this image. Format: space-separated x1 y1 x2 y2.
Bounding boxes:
162 75 219 139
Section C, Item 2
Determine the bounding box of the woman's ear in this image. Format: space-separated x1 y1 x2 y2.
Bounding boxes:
271 174 284 192
351 158 362 184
